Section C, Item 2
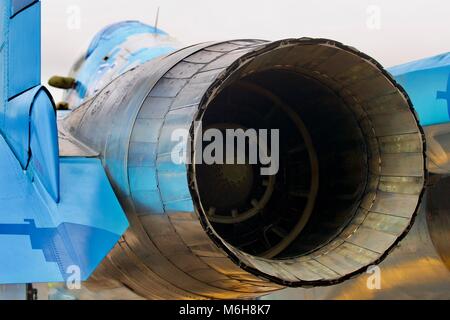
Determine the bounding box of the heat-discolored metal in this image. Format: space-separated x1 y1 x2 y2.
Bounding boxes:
60 38 427 299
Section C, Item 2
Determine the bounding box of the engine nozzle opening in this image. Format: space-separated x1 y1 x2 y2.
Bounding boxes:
191 39 426 285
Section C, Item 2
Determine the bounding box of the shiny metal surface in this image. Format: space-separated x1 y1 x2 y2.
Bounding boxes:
191 39 426 286
423 123 450 174
64 40 282 300
266 184 450 300
427 176 450 272
60 37 427 299
2 3 444 300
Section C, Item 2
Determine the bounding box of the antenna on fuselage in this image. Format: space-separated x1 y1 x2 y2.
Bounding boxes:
154 7 160 32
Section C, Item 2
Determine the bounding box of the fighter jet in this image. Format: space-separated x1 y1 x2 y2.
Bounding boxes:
0 0 449 300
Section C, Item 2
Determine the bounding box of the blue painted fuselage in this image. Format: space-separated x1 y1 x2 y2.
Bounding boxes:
64 21 179 108
389 53 450 127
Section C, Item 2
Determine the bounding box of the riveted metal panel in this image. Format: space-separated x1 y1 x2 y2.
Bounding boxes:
62 37 427 298
8 1 40 98
370 191 421 218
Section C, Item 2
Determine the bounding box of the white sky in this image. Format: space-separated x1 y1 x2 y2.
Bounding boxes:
42 0 450 101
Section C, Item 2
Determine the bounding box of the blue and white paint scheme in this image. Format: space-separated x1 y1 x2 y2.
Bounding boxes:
390 53 450 127
0 0 128 284
64 21 179 108
389 53 450 174
0 0 449 289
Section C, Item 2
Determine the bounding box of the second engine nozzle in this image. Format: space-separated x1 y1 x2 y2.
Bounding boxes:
63 38 426 299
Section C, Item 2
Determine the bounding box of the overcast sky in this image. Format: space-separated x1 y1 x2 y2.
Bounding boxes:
42 0 450 100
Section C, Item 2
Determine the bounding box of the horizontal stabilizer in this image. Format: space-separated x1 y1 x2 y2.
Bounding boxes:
0 1 129 285
0 136 129 284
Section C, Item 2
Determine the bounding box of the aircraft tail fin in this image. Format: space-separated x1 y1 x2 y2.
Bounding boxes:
0 1 129 285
